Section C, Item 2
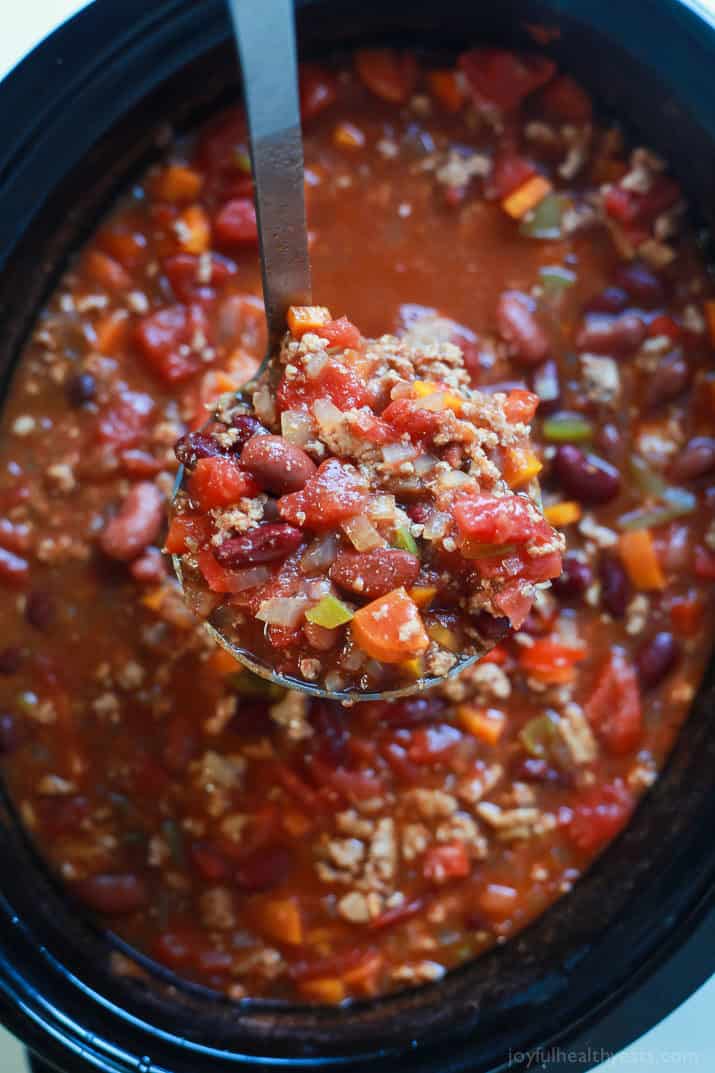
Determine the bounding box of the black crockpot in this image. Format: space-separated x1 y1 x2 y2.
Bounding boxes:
0 2 713 1071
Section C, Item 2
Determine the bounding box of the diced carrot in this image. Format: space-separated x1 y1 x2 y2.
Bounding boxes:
478 882 517 922
95 311 130 356
457 704 505 745
298 977 345 1003
670 593 703 636
351 588 429 663
153 164 203 203
176 205 211 254
704 299 715 346
333 121 365 149
544 500 581 526
501 174 552 219
84 249 132 291
427 69 465 112
354 49 418 104
412 379 464 414
206 647 242 676
618 529 665 591
188 456 259 511
408 585 437 609
254 897 303 945
519 638 586 685
503 446 543 488
141 586 166 612
287 305 332 337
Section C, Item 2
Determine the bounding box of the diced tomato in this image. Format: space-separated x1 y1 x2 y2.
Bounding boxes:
568 781 634 854
163 252 236 304
95 390 155 448
694 544 715 580
519 637 586 684
214 198 259 245
604 175 680 230
354 49 418 104
195 107 247 179
271 762 321 812
97 226 148 269
453 493 539 544
517 548 564 584
504 388 539 423
189 456 259 512
299 62 339 121
266 624 303 649
276 361 368 413
407 723 462 764
290 946 380 982
458 48 555 113
135 304 212 383
423 841 470 883
164 513 212 555
585 650 642 754
368 897 425 930
381 398 444 442
538 74 592 123
83 249 132 291
195 548 242 593
314 316 362 350
278 458 368 528
492 579 534 629
489 146 537 200
308 756 385 801
647 314 681 342
234 846 293 892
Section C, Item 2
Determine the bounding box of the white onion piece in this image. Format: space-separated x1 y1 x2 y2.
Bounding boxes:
300 532 338 573
281 409 313 446
417 390 450 412
368 494 397 520
422 511 451 540
306 352 328 379
306 578 333 600
413 452 438 475
256 596 310 627
381 441 418 466
312 397 344 433
227 565 272 592
252 385 276 426
440 470 473 488
342 515 386 551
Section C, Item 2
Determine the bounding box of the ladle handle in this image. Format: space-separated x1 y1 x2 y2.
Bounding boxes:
226 0 312 352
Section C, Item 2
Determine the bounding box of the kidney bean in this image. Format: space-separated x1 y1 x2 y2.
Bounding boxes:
0 547 29 586
669 436 715 482
599 554 630 618
230 414 267 450
120 449 163 478
174 431 225 469
551 554 593 600
240 434 316 495
374 695 448 728
645 351 690 408
496 291 550 365
304 621 338 651
553 445 621 503
329 548 420 599
73 873 149 915
584 286 629 315
213 522 303 567
25 591 56 631
65 371 97 407
234 846 293 891
575 313 645 354
596 422 623 461
129 546 167 584
471 610 511 642
613 260 665 307
530 359 560 414
636 631 680 689
0 646 23 675
0 518 32 553
0 713 22 754
99 481 163 561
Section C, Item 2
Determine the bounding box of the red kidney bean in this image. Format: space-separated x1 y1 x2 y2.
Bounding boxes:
73 873 149 915
553 446 621 503
613 260 665 306
0 518 32 553
472 610 511 642
530 359 560 414
551 554 593 599
377 695 448 727
0 547 29 586
0 713 22 754
636 631 680 689
669 436 715 482
0 646 23 675
583 286 629 315
596 422 624 461
599 554 630 618
304 621 339 651
129 546 167 584
234 846 293 891
99 481 163 561
645 351 690 408
329 548 420 599
575 313 645 354
65 371 97 406
230 414 267 450
120 449 163 478
496 291 550 365
174 431 225 468
240 434 316 495
25 591 56 631
213 522 303 567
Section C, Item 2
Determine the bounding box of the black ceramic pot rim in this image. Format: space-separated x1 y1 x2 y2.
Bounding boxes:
0 2 714 1072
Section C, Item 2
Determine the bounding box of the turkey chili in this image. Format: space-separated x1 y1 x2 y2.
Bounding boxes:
0 47 713 1002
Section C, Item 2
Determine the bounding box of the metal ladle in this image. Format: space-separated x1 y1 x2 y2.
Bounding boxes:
172 0 498 701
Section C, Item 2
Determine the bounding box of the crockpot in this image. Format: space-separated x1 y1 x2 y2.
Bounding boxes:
0 1 714 1071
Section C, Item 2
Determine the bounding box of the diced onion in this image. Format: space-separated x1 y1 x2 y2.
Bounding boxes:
368 494 397 520
227 565 271 592
312 397 344 432
256 596 310 626
440 469 473 488
381 442 418 466
342 515 386 551
252 385 276 426
413 453 438 475
422 511 451 540
300 533 338 573
306 352 328 379
281 409 313 446
417 391 448 412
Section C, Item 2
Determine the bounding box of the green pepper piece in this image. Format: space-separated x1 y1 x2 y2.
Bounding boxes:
542 412 594 443
628 454 670 498
519 713 558 759
394 526 420 556
305 595 354 629
229 671 284 700
519 193 570 239
619 488 696 531
539 264 576 295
